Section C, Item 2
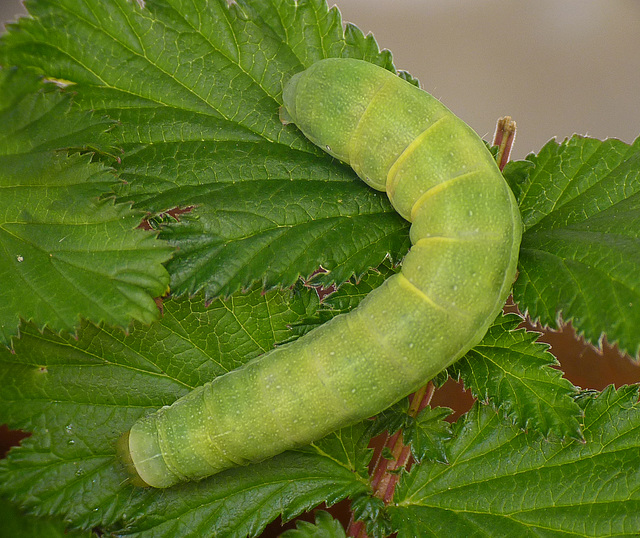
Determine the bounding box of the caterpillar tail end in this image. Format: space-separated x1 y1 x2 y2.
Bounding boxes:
116 431 151 488
116 417 181 488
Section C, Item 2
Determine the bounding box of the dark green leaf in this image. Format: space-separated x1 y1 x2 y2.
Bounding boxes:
0 500 95 538
450 313 583 440
504 136 640 358
389 385 640 537
349 495 391 538
0 0 412 299
367 400 452 465
366 399 411 440
280 510 346 538
405 407 453 464
0 68 172 346
303 423 373 486
290 261 399 340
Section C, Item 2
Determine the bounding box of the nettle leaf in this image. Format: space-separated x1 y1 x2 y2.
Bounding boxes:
0 290 369 536
0 500 95 538
389 385 640 537
349 495 391 538
280 510 347 538
404 407 453 464
303 422 373 485
0 0 412 299
316 260 399 315
0 68 172 346
449 313 583 440
367 400 452 465
504 135 640 358
290 261 399 340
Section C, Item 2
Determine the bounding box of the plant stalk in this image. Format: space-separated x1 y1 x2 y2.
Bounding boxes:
347 382 435 537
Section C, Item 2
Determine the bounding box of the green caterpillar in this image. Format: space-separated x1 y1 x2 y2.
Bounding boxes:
118 58 522 488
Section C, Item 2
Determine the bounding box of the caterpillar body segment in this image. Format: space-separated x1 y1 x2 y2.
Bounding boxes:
120 58 522 488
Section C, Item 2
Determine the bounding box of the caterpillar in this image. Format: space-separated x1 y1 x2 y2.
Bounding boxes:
118 58 522 488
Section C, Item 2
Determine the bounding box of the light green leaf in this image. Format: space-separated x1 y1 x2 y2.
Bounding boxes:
280 510 346 538
0 68 172 346
449 313 583 440
0 290 369 537
504 136 640 358
0 0 412 299
389 385 640 537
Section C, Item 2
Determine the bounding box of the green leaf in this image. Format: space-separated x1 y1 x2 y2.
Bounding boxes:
0 0 412 299
280 510 347 538
504 136 640 358
304 423 373 485
0 500 95 538
450 313 583 440
316 260 399 315
0 289 370 536
349 495 391 538
114 451 365 538
290 261 399 340
404 407 453 464
389 385 640 537
366 400 452 465
0 68 173 346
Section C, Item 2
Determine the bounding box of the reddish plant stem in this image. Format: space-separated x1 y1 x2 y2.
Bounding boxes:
347 519 369 538
492 116 517 171
347 382 436 537
374 383 435 503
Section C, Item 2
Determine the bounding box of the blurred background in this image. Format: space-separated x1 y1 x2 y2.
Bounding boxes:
1 0 639 535
3 0 640 158
335 0 640 158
